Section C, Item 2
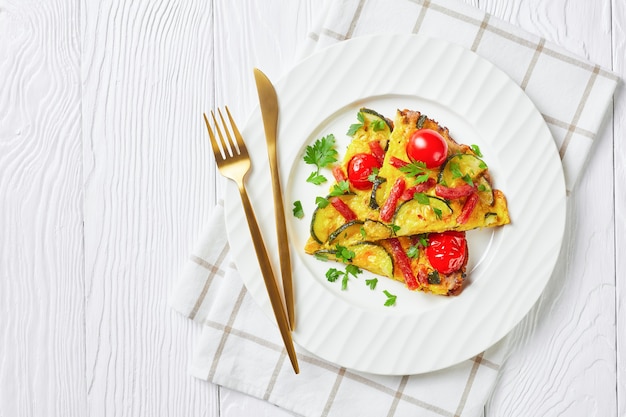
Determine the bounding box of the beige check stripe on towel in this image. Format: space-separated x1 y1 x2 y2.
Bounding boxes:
169 1 618 416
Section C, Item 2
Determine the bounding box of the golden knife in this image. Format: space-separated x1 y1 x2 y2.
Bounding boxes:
253 68 295 330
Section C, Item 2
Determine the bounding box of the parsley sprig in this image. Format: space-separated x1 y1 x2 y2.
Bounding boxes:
347 111 365 136
325 244 362 290
399 161 430 184
303 134 338 185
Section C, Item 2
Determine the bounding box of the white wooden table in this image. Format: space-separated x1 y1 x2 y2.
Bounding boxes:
1 0 623 416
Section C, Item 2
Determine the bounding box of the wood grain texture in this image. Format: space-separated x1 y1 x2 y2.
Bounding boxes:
0 1 86 416
481 0 617 416
612 0 626 416
81 0 219 415
0 0 622 416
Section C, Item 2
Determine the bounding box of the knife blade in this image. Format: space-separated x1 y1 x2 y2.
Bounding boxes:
253 68 295 330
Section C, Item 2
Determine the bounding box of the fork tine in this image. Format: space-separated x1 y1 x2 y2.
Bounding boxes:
217 108 240 155
225 106 247 155
203 113 223 160
211 110 233 157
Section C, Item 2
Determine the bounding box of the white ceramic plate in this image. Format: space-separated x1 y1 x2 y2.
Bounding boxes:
224 34 566 375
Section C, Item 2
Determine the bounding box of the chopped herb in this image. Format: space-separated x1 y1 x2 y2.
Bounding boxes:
470 144 483 157
341 274 350 290
390 223 401 235
292 201 304 219
303 134 338 185
450 162 463 179
462 174 473 186
359 226 367 239
383 290 397 306
479 160 488 170
428 270 441 285
315 196 330 208
329 180 351 196
347 111 365 136
306 171 327 185
477 184 487 192
335 244 355 263
406 245 419 259
433 207 443 220
326 268 342 282
418 234 429 247
366 278 378 290
399 161 429 184
367 167 380 183
371 119 386 132
413 192 430 205
345 264 362 278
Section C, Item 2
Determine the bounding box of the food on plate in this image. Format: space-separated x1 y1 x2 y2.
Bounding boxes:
303 108 510 296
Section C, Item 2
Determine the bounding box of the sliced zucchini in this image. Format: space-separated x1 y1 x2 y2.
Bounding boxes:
328 220 365 245
310 194 356 244
369 176 387 209
361 107 393 134
476 175 494 206
484 212 498 226
350 242 394 278
362 219 394 240
438 153 488 187
392 196 453 233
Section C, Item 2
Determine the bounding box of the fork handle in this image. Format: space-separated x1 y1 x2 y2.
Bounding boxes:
236 182 300 374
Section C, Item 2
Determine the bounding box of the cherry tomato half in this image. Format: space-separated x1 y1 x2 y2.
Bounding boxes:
406 129 448 168
426 231 468 275
347 153 381 190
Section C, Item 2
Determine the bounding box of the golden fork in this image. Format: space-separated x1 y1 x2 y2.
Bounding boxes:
203 107 299 374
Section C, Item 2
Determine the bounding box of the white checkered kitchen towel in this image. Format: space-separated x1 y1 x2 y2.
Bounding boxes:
169 1 619 416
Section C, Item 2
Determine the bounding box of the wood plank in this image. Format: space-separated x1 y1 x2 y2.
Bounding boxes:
612 0 626 415
81 0 220 415
480 0 617 416
0 0 87 416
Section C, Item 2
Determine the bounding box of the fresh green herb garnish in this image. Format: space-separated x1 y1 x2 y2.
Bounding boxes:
359 226 367 239
366 278 378 290
326 268 342 283
315 196 330 208
292 201 304 219
347 111 365 136
406 245 419 259
383 290 397 306
303 134 338 184
470 144 483 157
329 180 350 196
433 207 443 220
390 223 401 235
399 161 429 183
306 171 327 185
417 234 429 247
477 184 487 192
450 162 463 179
367 167 380 183
428 270 441 285
479 160 488 170
371 119 386 132
334 244 355 263
345 264 362 278
462 174 473 186
413 192 430 205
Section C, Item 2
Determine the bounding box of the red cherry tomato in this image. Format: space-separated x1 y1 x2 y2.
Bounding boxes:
406 129 448 168
426 231 468 275
347 153 381 190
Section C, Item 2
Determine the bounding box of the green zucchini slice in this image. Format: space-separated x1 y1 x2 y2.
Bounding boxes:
314 242 394 278
310 194 356 244
392 197 453 233
328 220 365 245
438 153 488 187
